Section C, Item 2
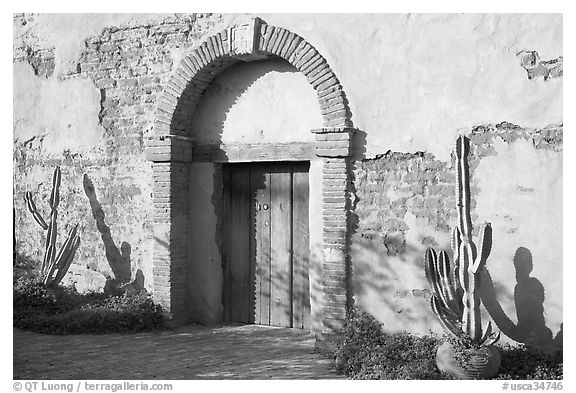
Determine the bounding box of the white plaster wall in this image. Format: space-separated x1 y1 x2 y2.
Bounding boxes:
474 139 563 344
260 13 562 158
190 58 322 144
13 62 105 153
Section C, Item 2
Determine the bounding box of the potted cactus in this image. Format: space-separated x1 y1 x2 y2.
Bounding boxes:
424 135 501 379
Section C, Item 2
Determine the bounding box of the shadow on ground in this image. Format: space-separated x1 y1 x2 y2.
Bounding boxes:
13 324 342 380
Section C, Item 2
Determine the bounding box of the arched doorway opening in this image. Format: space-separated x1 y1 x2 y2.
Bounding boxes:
145 17 354 342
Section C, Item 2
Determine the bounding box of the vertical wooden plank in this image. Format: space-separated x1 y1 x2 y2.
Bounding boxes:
248 166 258 324
228 164 251 323
252 164 271 325
270 164 293 327
292 162 311 329
222 166 231 322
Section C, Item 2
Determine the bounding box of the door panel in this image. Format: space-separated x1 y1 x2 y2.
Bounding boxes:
269 166 293 327
224 162 310 329
225 165 252 323
251 166 270 325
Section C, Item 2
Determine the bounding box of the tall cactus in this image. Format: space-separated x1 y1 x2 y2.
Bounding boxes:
23 166 81 287
424 136 499 346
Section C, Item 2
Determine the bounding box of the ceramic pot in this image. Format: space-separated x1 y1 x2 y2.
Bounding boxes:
436 341 501 379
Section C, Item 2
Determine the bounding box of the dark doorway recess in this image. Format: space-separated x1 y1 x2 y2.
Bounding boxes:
223 161 311 329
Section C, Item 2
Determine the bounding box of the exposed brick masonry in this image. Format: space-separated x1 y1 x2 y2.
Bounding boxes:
352 122 563 255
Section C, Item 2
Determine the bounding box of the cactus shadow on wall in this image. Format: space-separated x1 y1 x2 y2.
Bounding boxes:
82 174 132 288
480 246 561 352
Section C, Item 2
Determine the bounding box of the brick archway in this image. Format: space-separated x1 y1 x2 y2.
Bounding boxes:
145 17 354 340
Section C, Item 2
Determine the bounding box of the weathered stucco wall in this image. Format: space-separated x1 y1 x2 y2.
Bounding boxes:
13 13 562 349
351 123 562 349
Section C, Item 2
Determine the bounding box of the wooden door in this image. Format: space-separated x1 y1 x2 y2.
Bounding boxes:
223 162 310 329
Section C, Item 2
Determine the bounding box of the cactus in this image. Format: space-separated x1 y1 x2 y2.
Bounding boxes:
424 136 499 347
23 166 81 287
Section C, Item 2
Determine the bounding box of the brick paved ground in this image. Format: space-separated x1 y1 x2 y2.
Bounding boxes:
13 324 344 380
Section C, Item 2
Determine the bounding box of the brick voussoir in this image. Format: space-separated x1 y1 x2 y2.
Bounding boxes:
265 26 279 52
164 82 184 100
279 32 296 58
307 62 330 81
259 24 273 52
175 62 195 80
312 70 335 89
287 40 307 63
259 22 268 40
301 54 324 75
271 28 288 54
219 32 231 56
180 56 199 76
318 82 342 98
290 42 313 67
185 52 202 72
284 35 303 60
194 46 208 67
171 72 190 90
190 49 208 69
211 34 223 58
209 35 221 58
295 49 318 70
199 43 213 64
156 99 176 115
317 77 340 93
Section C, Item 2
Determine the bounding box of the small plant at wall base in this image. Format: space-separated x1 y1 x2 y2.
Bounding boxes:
424 135 501 379
333 307 449 379
23 166 81 287
14 276 167 334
